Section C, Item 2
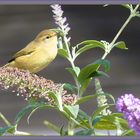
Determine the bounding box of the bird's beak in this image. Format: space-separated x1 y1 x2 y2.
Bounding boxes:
50 29 64 48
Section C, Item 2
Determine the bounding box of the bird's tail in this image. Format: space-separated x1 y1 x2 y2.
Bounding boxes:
2 63 10 69
4 63 9 67
3 61 15 68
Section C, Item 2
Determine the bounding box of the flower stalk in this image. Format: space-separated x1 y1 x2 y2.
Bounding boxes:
102 4 140 60
68 120 74 136
95 78 112 116
51 4 81 97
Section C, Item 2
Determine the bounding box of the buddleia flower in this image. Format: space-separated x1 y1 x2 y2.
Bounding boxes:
116 94 140 135
0 66 77 105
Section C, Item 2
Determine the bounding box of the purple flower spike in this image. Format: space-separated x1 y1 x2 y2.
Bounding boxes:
116 94 140 135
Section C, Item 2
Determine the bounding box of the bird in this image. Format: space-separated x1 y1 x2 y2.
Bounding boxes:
5 29 58 73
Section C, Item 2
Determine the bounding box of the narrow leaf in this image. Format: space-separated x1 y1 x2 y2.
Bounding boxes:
48 91 63 111
94 113 128 130
114 117 129 130
92 116 102 126
93 117 117 130
15 104 37 124
58 48 69 59
92 104 114 121
89 70 109 78
60 125 67 136
92 105 109 122
0 112 11 126
63 83 77 93
73 67 80 76
78 40 104 46
121 4 132 10
76 95 96 105
15 101 47 124
78 59 110 84
77 109 90 120
66 67 77 79
27 104 52 124
74 129 93 136
0 126 15 136
114 41 128 50
76 40 105 57
79 78 92 95
64 105 79 118
76 110 91 128
121 129 135 136
77 92 115 105
44 120 60 133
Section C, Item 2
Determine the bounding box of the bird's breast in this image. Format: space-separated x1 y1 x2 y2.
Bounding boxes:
14 45 58 73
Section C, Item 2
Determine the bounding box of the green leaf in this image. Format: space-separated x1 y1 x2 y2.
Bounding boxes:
78 40 105 47
93 117 117 130
58 48 69 59
27 107 40 124
48 91 63 111
44 120 60 134
27 104 52 124
91 93 115 121
73 67 80 76
79 78 92 95
76 92 115 105
0 112 11 126
92 104 114 121
78 59 110 84
76 40 105 57
6 125 16 134
113 41 128 50
66 67 77 78
89 71 109 78
77 109 90 120
62 110 84 128
104 92 115 104
74 129 93 136
15 104 37 124
76 109 90 128
63 83 77 93
66 67 80 79
121 4 132 10
60 125 67 136
76 95 96 105
76 118 90 129
108 113 123 118
92 116 102 126
64 105 79 118
121 129 135 136
114 117 129 130
93 113 128 130
15 101 47 125
0 127 10 136
0 126 15 136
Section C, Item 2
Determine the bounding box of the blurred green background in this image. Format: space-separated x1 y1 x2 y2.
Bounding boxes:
0 5 140 135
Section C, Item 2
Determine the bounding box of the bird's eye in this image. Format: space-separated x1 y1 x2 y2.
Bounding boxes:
46 36 50 39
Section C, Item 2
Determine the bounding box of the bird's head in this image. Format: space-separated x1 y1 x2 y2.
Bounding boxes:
35 29 58 46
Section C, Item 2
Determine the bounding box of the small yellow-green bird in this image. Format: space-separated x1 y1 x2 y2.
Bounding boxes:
5 29 58 73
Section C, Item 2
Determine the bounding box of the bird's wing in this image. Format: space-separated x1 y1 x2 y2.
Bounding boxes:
8 41 36 62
